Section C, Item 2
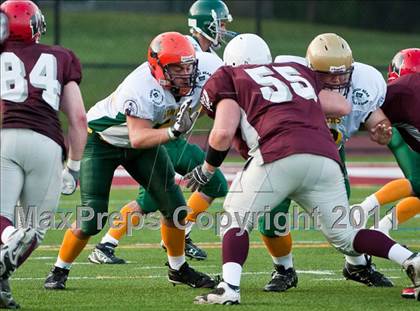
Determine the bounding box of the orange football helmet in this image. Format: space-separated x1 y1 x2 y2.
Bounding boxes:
148 32 198 96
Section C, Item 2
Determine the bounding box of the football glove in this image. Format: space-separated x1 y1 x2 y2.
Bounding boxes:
184 165 214 192
61 166 80 195
168 99 199 139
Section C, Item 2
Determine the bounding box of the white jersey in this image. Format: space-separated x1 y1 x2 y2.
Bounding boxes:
185 35 222 61
87 52 223 148
274 55 387 145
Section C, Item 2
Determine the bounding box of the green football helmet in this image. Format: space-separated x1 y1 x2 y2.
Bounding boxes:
188 0 236 48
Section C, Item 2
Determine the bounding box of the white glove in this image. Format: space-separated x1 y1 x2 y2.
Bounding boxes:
61 160 80 195
167 99 199 139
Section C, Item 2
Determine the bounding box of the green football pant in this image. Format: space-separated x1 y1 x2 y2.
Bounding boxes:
79 133 186 236
136 138 228 213
258 146 350 237
388 129 420 196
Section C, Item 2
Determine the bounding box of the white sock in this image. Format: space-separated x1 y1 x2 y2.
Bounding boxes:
372 214 393 236
388 244 413 265
55 257 72 270
271 253 293 269
100 233 119 246
345 255 367 266
168 255 185 270
222 262 242 287
354 194 380 227
185 221 194 237
1 226 17 244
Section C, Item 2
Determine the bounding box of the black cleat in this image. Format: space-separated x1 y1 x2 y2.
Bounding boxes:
44 266 69 290
88 243 126 264
185 236 207 261
0 278 20 309
343 256 394 287
263 264 298 292
167 262 215 288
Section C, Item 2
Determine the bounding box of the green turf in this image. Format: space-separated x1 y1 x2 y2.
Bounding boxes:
10 186 420 310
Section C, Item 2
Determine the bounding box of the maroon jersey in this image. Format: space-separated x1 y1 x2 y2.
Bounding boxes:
1 41 82 154
201 62 341 164
381 73 420 152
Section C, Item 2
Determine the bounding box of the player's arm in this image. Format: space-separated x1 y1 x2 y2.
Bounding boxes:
364 108 392 145
318 89 352 118
127 99 198 149
127 116 171 149
60 81 87 161
185 98 240 192
60 81 88 195
204 98 241 172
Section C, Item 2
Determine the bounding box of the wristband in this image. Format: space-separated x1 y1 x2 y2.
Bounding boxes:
205 145 230 168
67 159 81 171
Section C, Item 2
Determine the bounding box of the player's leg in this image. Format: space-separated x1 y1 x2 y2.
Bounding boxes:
88 199 140 264
358 131 419 227
258 199 298 292
167 139 228 259
195 156 303 304
293 155 420 293
123 145 214 288
45 133 120 290
0 129 33 309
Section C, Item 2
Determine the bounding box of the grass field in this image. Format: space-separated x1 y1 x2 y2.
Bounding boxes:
10 185 420 310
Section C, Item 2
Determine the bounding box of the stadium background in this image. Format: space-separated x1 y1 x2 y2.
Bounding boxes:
10 1 420 310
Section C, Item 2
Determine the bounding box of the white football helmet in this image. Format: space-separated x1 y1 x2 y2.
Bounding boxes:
223 33 272 66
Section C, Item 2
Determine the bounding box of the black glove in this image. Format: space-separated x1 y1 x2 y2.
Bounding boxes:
184 165 214 192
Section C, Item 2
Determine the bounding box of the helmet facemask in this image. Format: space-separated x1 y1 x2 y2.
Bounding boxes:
205 9 236 49
161 58 199 97
30 11 46 43
316 66 354 97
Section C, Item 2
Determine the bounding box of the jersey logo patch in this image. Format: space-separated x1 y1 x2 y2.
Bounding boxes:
352 88 370 106
124 100 139 116
149 89 164 106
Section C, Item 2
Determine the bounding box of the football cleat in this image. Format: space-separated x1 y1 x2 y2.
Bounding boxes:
0 278 20 309
194 281 240 305
403 252 420 288
401 286 416 299
343 257 394 287
0 227 37 279
88 243 126 264
263 264 298 292
44 266 69 290
185 236 207 261
161 235 208 261
167 262 215 288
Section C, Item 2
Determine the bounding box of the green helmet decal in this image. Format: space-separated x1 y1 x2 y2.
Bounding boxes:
188 0 236 48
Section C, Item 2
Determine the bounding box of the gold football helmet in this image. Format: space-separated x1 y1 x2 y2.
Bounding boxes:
306 33 354 96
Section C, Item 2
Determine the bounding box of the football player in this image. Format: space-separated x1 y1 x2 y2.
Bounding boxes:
258 33 394 292
186 0 236 56
44 32 218 291
0 0 87 308
88 0 236 264
357 48 420 300
185 33 420 305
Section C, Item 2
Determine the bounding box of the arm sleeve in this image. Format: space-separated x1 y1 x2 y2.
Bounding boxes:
114 84 155 121
200 66 237 119
63 49 82 85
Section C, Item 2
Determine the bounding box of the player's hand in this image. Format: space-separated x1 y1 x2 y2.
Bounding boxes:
370 122 392 145
184 165 214 192
61 166 80 195
168 100 199 139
